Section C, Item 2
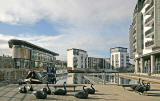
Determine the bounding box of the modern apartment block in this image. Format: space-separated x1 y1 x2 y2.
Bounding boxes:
110 47 129 69
67 48 88 69
8 39 59 69
55 60 67 68
88 57 110 70
129 0 160 74
105 58 111 69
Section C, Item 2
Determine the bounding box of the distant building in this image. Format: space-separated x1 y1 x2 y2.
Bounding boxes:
129 0 160 74
67 48 88 69
105 58 111 69
55 60 67 68
0 55 13 68
67 48 111 70
110 47 129 69
8 39 59 69
88 57 106 70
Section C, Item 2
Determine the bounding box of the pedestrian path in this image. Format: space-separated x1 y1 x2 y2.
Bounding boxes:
119 73 160 84
1 84 160 101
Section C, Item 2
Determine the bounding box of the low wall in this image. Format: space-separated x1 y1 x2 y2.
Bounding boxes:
0 68 29 83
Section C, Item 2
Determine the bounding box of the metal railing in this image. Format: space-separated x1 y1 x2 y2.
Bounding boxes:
145 27 154 36
132 20 136 26
133 39 136 44
144 0 151 7
145 13 154 25
122 73 160 80
145 1 154 12
133 30 136 35
133 49 136 52
145 40 154 47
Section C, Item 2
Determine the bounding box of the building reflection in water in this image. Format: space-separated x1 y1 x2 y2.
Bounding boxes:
55 73 136 85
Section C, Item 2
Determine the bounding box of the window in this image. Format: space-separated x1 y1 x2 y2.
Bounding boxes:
115 54 119 60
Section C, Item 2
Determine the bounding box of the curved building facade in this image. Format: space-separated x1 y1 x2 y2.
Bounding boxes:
8 39 59 69
129 0 160 75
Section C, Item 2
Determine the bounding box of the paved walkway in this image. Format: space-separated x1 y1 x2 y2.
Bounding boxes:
0 84 160 101
119 73 160 84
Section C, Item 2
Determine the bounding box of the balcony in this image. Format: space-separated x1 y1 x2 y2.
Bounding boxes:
145 27 154 36
145 1 154 13
133 9 138 17
132 20 136 26
133 39 136 44
145 40 154 47
133 29 136 35
145 12 154 25
144 0 151 7
133 49 136 52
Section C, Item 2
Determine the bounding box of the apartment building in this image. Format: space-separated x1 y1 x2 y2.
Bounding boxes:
105 58 111 69
129 0 160 74
110 47 129 69
55 60 67 68
67 48 88 69
8 39 59 69
88 57 109 70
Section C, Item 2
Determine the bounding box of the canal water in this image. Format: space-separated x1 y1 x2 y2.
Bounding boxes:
56 73 136 85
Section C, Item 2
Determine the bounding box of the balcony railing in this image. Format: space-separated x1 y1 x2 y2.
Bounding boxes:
145 12 154 25
133 29 136 35
132 19 136 26
133 49 136 52
145 27 154 36
133 9 138 17
145 40 154 47
133 39 136 43
144 0 151 7
145 1 154 12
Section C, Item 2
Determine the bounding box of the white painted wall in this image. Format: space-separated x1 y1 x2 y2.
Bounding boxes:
67 50 74 68
67 49 88 69
110 51 128 68
141 3 153 55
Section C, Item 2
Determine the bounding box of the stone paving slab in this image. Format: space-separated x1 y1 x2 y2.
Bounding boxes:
0 84 160 101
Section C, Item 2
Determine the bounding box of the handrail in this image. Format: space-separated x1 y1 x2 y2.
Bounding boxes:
145 27 154 36
145 13 154 25
145 1 154 12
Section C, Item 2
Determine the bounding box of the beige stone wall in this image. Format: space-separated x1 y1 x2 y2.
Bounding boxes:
12 46 31 59
154 0 160 48
0 69 29 81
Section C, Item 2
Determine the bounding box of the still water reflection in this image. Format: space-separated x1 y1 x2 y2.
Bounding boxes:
56 73 136 85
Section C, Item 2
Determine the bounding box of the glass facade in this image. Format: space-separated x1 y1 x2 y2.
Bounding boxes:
12 45 56 69
155 56 160 74
143 59 151 73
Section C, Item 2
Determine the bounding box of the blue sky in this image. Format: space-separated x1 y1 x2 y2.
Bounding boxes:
0 0 137 60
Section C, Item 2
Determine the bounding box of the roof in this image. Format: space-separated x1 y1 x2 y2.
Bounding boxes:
110 47 127 50
8 39 59 56
67 48 87 53
88 57 106 60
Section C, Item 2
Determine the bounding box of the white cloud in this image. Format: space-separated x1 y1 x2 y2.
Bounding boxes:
0 0 137 59
0 0 137 25
0 32 130 59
